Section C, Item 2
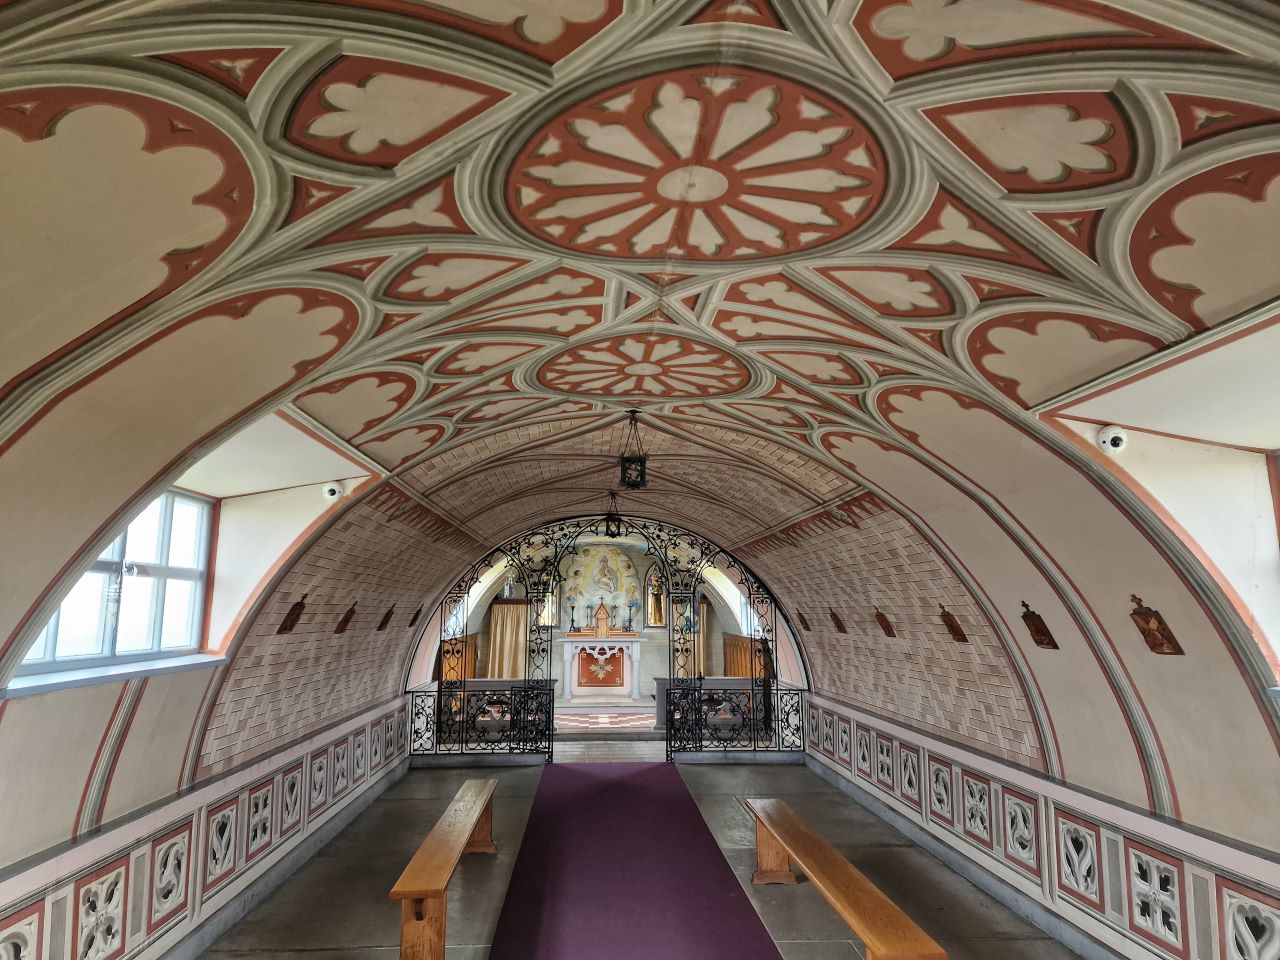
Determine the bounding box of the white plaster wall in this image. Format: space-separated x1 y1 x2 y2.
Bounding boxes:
208 483 333 649
99 667 216 823
1062 422 1280 664
0 681 125 867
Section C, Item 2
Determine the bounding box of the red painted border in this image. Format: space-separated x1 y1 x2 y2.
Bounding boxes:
0 86 254 400
897 742 922 809
203 794 240 896
72 855 130 960
243 776 277 865
1123 837 1190 959
329 733 353 800
927 756 955 827
0 900 44 960
279 760 305 840
352 727 369 784
307 750 331 817
961 770 995 850
874 731 896 791
820 708 837 760
314 0 623 64
835 714 853 769
73 683 131 838
1054 808 1106 913
855 723 874 779
1217 876 1280 960
1001 785 1041 878
285 56 506 168
148 820 193 933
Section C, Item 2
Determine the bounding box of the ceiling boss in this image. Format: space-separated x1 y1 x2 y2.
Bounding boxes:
505 66 889 261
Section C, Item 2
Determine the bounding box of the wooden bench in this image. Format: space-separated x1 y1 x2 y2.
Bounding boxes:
744 798 946 960
390 779 498 960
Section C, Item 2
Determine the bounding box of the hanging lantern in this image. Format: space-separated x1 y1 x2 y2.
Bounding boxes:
603 491 623 538
619 409 648 489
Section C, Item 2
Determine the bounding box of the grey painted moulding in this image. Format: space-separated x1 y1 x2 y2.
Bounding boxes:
2 653 226 699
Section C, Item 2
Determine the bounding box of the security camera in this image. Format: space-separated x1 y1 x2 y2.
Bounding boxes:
1096 426 1128 455
322 481 346 501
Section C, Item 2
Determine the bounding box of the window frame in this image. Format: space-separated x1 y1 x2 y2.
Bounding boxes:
18 489 214 675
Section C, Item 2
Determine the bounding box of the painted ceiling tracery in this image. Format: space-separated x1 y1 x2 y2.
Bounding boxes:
4 0 1280 852
2 0 1280 614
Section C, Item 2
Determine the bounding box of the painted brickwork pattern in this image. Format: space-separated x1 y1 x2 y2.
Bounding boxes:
428 458 610 521
741 494 1042 767
198 485 482 775
682 420 855 501
400 418 597 493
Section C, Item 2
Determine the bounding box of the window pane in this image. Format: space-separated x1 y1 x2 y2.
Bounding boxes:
23 622 53 663
168 499 203 569
117 577 156 653
98 536 124 562
161 580 198 650
54 573 109 658
125 498 164 564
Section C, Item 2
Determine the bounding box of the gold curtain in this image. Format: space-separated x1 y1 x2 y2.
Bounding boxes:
487 600 529 678
697 598 711 677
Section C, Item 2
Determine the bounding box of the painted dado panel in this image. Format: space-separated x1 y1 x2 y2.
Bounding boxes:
0 700 409 960
807 693 1280 960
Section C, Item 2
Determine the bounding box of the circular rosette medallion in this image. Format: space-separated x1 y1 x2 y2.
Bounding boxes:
537 335 750 398
507 67 887 261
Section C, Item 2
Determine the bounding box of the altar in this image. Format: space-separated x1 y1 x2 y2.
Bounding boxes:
561 602 643 702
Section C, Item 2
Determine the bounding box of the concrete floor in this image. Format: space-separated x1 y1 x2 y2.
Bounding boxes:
201 761 1081 960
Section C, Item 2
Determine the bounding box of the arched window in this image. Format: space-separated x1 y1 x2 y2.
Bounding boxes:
20 489 212 673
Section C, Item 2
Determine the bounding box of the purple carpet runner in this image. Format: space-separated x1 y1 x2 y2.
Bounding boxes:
489 762 783 960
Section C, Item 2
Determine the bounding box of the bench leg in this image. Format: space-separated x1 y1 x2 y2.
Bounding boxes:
464 795 498 855
751 819 797 885
400 894 446 960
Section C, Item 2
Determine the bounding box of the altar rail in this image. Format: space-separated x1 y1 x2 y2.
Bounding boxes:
666 684 805 760
409 683 554 762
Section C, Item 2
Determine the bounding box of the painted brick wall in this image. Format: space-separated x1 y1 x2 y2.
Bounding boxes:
197 484 482 776
739 493 1044 768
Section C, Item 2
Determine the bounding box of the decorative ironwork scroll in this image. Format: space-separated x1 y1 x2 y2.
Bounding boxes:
407 512 808 765
632 520 720 687
666 686 804 759
411 685 554 761
498 521 582 684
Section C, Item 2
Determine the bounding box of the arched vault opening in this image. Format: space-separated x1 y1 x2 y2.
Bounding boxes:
402 514 812 760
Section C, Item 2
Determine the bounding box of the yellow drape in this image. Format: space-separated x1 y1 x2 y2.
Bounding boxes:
697 598 711 677
487 600 529 678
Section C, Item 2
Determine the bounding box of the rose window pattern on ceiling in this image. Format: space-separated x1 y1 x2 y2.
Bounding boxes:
536 334 750 398
507 67 887 261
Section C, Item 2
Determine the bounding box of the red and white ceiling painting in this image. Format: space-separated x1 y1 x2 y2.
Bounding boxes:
3 0 1280 674
506 66 887 261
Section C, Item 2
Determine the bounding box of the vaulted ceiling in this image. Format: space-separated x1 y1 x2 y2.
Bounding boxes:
3 0 1280 849
6 0 1279 561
